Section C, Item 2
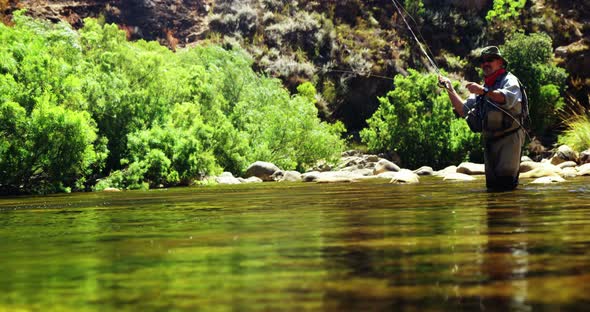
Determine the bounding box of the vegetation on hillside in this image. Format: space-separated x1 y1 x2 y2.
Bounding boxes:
0 12 345 194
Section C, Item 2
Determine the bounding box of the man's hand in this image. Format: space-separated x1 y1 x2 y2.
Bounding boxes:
466 82 485 95
438 75 453 91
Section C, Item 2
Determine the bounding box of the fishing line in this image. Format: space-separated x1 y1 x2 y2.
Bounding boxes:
390 0 440 74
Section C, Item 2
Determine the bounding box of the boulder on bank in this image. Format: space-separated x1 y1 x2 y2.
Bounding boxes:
216 172 241 184
103 187 121 192
272 170 302 182
413 166 434 176
519 164 563 179
434 165 457 177
577 163 590 176
373 159 400 175
561 167 578 178
550 145 578 165
245 161 280 181
390 169 420 184
456 162 485 175
519 161 544 173
238 176 263 183
579 149 590 164
531 176 566 184
443 172 476 181
557 161 577 169
302 171 321 182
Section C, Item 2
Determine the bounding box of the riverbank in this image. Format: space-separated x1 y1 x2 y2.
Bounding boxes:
186 144 589 189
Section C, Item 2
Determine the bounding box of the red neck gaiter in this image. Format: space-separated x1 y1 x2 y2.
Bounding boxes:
484 68 506 87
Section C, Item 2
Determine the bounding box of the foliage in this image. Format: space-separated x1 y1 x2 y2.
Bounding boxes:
486 0 527 22
0 100 100 194
0 12 345 193
501 32 567 135
557 114 590 152
403 0 425 17
360 69 481 169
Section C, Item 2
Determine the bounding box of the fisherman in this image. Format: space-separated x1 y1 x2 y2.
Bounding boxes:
439 46 526 191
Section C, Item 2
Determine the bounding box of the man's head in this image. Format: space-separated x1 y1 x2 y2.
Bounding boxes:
479 46 507 76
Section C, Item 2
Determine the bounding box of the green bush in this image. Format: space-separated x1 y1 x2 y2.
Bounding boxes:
360 69 481 169
1 13 346 193
0 100 100 194
501 32 567 135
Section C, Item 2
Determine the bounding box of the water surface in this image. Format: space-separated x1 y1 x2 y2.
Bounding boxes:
1 177 590 311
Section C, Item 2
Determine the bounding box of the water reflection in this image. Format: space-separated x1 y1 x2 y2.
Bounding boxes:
483 192 531 312
1 180 590 311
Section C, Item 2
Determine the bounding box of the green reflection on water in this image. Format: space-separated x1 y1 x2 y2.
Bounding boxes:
1 178 590 311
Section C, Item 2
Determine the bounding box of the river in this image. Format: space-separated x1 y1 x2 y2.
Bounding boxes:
1 177 590 311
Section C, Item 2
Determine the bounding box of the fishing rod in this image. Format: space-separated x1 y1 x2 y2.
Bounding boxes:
389 0 531 139
390 0 441 75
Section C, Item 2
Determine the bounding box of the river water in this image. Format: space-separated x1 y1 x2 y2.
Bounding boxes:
1 177 590 311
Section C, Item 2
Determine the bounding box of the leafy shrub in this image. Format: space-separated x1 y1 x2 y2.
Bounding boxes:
0 100 100 194
360 69 481 169
501 32 567 135
1 13 346 193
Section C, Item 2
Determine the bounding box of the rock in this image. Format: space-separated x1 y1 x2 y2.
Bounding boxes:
376 171 398 179
302 171 321 182
550 145 578 165
339 156 365 169
580 149 590 164
577 163 590 176
373 159 401 175
531 176 566 184
520 165 562 179
521 156 533 162
363 154 380 163
103 187 121 192
216 172 241 184
341 150 362 157
238 176 263 183
245 161 280 181
434 166 457 177
340 165 363 172
390 169 420 184
443 172 476 181
519 161 543 173
351 168 374 176
456 162 485 175
278 171 302 182
312 161 333 172
557 161 577 169
561 167 578 178
413 166 434 176
315 171 361 183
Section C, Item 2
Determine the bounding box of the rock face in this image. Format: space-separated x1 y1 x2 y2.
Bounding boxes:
14 0 212 47
245 161 280 181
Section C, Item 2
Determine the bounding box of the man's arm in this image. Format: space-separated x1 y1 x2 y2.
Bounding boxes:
465 82 506 104
439 76 466 117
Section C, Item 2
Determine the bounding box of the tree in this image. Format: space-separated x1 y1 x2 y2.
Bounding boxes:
360 70 480 169
501 32 567 137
